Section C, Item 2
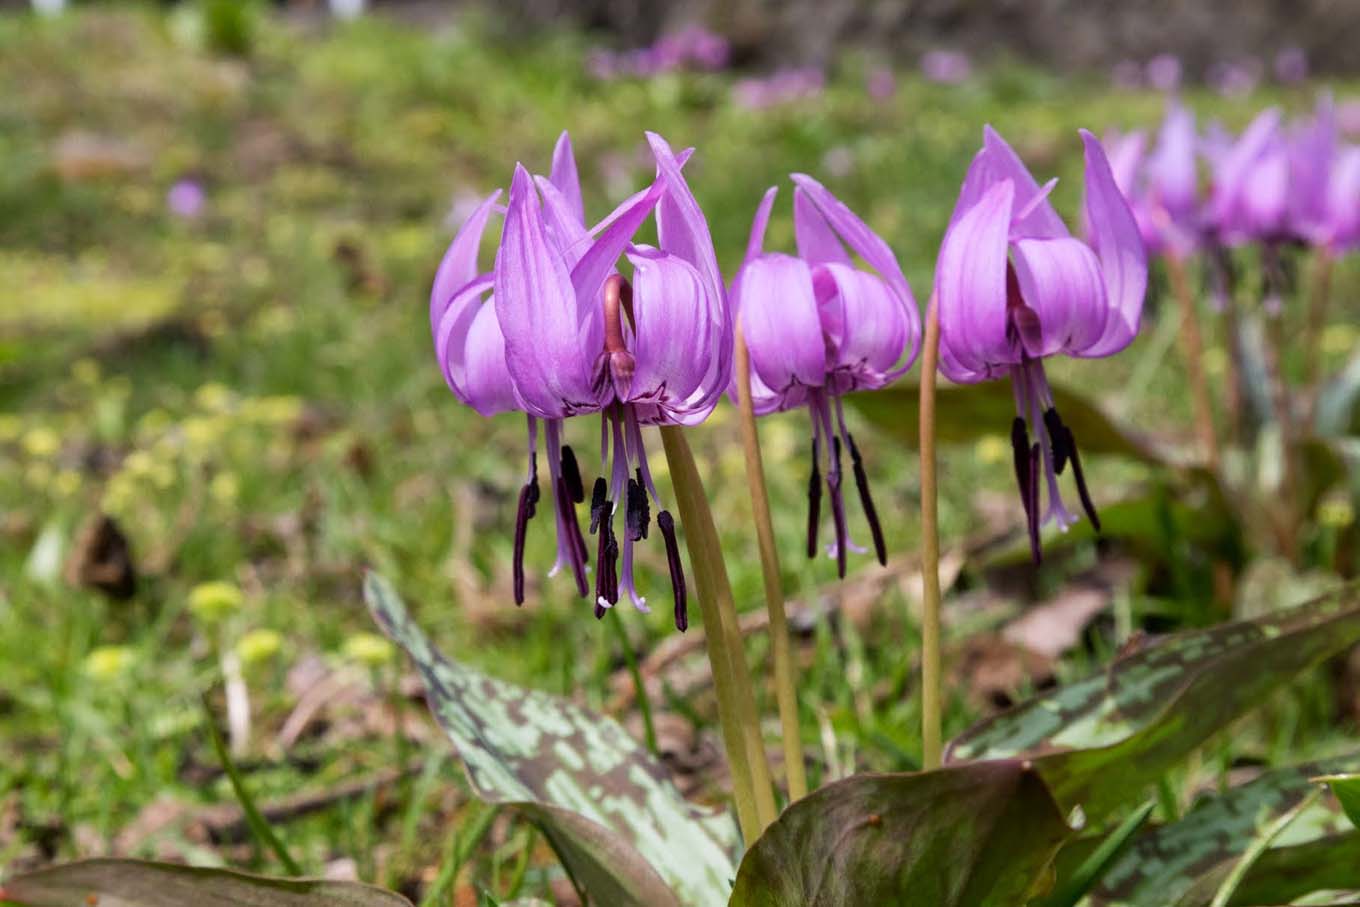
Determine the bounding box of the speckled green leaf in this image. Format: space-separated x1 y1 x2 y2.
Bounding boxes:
948 582 1360 821
1090 757 1360 907
727 760 1071 907
363 572 736 907
0 859 412 906
848 380 1176 465
1315 775 1360 831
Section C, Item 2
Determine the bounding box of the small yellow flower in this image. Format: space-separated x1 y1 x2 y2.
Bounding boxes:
210 472 240 505
189 581 244 624
53 469 82 497
22 427 61 459
342 633 395 668
25 462 53 489
0 414 21 442
84 645 136 681
1319 493 1355 529
194 382 233 412
974 435 1008 466
123 450 154 476
1202 348 1227 379
137 408 173 437
236 628 284 665
1321 324 1356 358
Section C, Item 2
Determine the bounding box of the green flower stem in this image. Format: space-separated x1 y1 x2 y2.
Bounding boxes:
1306 250 1334 396
608 606 658 755
919 298 944 770
1166 254 1221 471
734 323 808 803
660 425 779 837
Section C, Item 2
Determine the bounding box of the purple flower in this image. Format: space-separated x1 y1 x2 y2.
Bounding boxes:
1288 95 1360 253
433 131 727 628
167 179 206 219
1274 47 1309 84
1207 108 1290 245
1145 54 1182 93
1110 60 1143 91
1105 101 1201 258
732 176 920 576
733 67 825 110
921 50 972 85
866 66 896 101
934 127 1147 561
1208 60 1262 98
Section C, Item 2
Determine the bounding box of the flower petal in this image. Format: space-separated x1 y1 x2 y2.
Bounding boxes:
793 185 851 266
1209 107 1281 238
550 131 585 225
495 165 600 418
626 247 712 409
948 127 1068 240
430 190 500 331
935 179 1016 382
812 262 910 384
734 252 826 394
534 174 591 267
435 272 495 402
1149 102 1198 222
1075 129 1148 358
746 186 779 260
1009 237 1108 358
460 298 521 417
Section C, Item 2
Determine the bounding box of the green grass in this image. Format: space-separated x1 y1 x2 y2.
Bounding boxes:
1 6 1358 900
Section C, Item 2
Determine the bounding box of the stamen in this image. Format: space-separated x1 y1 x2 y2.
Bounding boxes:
1010 417 1039 565
512 481 535 605
846 432 886 566
561 445 585 503
1027 442 1042 565
806 435 822 559
626 472 650 541
658 510 688 632
1042 408 1070 475
1064 426 1102 533
600 274 636 389
594 501 619 618
556 476 589 597
589 477 608 534
830 436 848 579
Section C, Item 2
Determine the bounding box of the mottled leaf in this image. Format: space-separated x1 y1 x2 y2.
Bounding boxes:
1314 776 1360 831
0 859 411 906
1036 800 1155 907
727 760 1071 907
948 582 1360 821
848 380 1177 466
363 572 736 907
1090 757 1360 907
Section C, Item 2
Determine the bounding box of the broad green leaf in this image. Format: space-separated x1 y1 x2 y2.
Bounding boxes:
363 572 736 907
727 760 1070 907
1036 801 1155 907
847 380 1176 466
1089 757 1360 907
0 859 411 906
1313 776 1360 831
948 582 1360 822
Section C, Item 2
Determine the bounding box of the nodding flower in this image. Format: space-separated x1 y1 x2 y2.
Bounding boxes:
1104 100 1201 259
732 175 920 578
442 130 729 631
935 127 1147 562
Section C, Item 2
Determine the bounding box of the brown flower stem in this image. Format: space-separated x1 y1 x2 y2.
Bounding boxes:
1305 250 1334 395
659 425 779 837
1260 243 1300 563
919 296 944 770
734 322 808 803
1166 255 1221 471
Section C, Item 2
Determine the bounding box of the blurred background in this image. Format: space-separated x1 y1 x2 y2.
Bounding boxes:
1 1 1358 903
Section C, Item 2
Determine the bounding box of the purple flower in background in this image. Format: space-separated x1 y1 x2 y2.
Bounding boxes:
1274 47 1309 84
921 50 972 85
1105 101 1201 258
935 127 1147 561
167 179 205 219
587 24 729 81
1288 95 1360 253
867 66 896 101
1111 60 1143 91
733 67 825 110
1339 100 1360 137
492 131 729 628
1208 60 1262 98
1207 108 1290 244
1145 54 1182 93
733 176 920 576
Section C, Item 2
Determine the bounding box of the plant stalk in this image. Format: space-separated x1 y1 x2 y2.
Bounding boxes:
1305 250 1334 394
608 607 658 756
1166 255 1221 471
919 297 944 770
660 425 779 837
733 323 808 803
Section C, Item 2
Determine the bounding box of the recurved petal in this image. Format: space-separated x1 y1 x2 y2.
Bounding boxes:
495 165 600 418
1150 101 1199 221
534 174 591 266
626 247 712 407
1009 237 1108 358
813 263 910 383
647 133 726 309
460 298 521 416
745 186 779 261
948 127 1068 240
1325 146 1360 250
793 185 851 267
935 179 1017 377
430 190 501 331
435 273 495 402
1242 149 1290 236
1075 129 1148 358
550 131 585 225
1209 107 1281 230
734 252 826 393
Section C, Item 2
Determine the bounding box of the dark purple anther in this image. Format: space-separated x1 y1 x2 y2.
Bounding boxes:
594 502 619 618
657 510 687 632
589 477 607 535
846 432 886 566
830 436 848 579
512 479 539 605
626 474 649 541
555 477 589 597
1065 428 1101 533
806 436 822 559
561 444 585 503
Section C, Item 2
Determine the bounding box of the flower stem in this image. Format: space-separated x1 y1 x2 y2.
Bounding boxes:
607 607 657 756
1166 255 1221 471
660 425 779 837
1305 250 1334 395
734 323 808 803
919 297 944 770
